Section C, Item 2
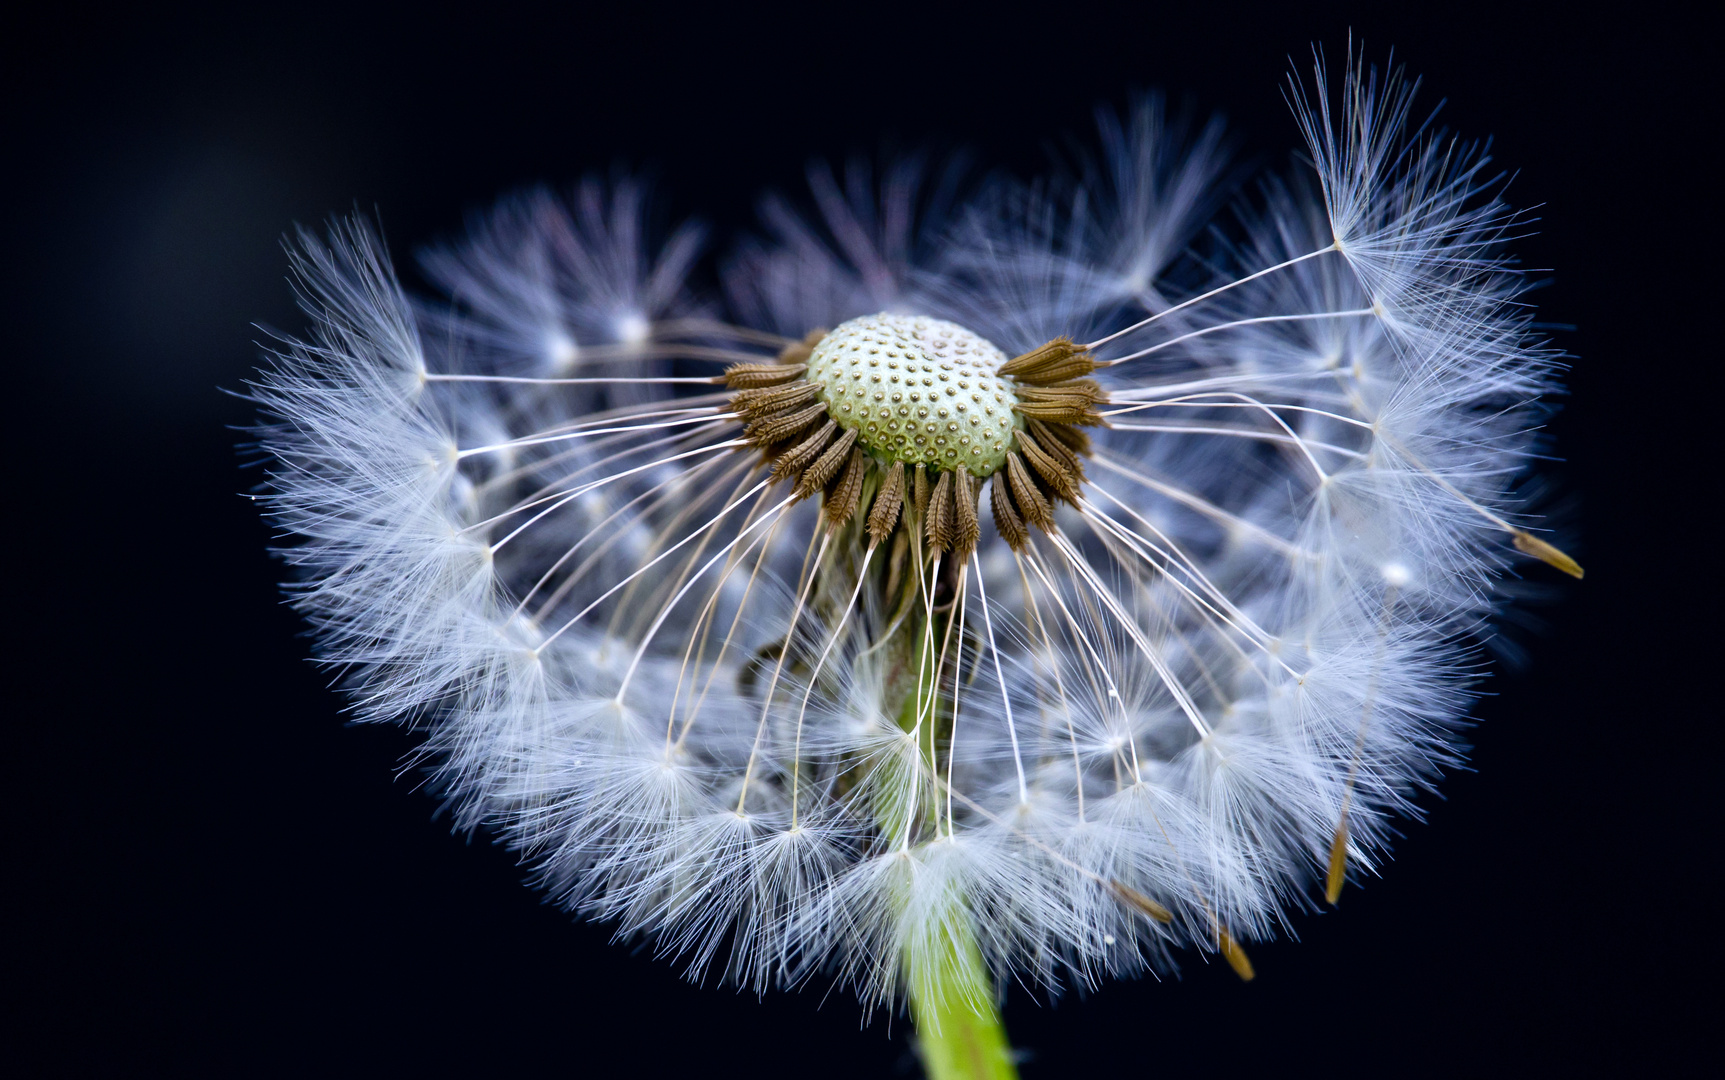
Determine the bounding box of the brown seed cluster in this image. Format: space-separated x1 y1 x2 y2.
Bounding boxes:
726 321 1103 559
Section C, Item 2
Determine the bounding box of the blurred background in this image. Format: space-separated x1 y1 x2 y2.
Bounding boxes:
6 3 1706 1074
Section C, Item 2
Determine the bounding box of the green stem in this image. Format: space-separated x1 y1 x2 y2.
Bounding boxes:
907 920 1018 1080
816 517 1019 1080
887 591 1018 1080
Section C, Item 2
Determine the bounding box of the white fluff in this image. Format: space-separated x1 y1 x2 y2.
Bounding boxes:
250 53 1567 1011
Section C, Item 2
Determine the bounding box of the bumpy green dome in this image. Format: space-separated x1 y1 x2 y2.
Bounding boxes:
805 313 1021 477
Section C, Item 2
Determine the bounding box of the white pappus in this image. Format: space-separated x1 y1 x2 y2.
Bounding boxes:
248 51 1579 1035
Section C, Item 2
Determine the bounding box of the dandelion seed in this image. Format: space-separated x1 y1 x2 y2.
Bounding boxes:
248 48 1578 1078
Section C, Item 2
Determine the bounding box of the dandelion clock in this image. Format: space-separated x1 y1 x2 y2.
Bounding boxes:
247 50 1579 1078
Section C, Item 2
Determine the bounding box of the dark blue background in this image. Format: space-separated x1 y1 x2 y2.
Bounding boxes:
7 3 1705 1075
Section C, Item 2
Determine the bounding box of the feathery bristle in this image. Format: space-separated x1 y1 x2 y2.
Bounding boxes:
998 337 1098 386
745 401 826 445
772 419 837 479
951 467 980 559
1015 429 1082 502
1015 381 1107 426
825 446 869 529
797 425 858 496
724 361 807 389
925 468 954 551
731 380 821 418
868 461 906 544
1028 416 1091 459
1004 453 1054 530
990 470 1028 550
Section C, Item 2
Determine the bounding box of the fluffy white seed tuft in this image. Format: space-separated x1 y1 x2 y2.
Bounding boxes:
250 52 1571 1011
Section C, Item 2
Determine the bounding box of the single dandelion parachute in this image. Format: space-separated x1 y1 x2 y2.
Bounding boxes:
249 50 1577 1077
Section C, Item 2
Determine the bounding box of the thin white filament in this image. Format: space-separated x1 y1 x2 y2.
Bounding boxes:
1101 308 1376 367
537 477 774 651
1084 245 1337 350
615 488 793 700
1047 530 1212 741
971 549 1030 805
736 531 832 813
789 543 876 829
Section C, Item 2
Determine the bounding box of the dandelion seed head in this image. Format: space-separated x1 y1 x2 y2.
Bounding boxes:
248 49 1577 1017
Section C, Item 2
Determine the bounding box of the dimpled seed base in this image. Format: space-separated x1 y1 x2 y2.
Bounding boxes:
806 313 1021 476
